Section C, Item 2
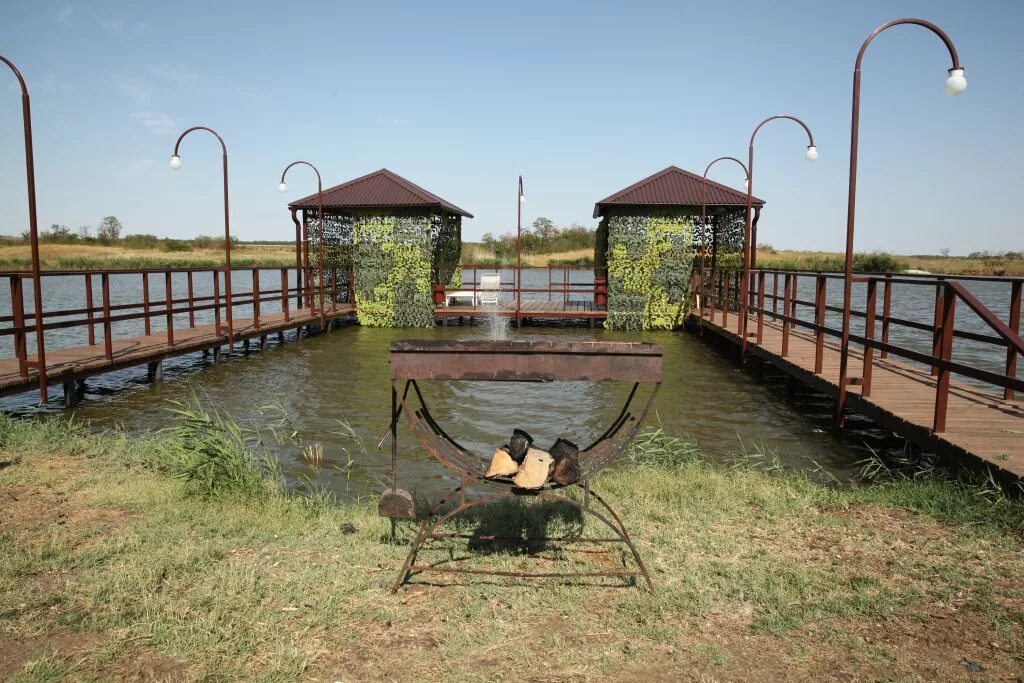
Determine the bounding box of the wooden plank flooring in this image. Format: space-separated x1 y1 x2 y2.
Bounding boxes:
698 310 1024 481
0 305 355 399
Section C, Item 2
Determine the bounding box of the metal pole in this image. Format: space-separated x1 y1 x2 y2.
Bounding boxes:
517 176 524 324
700 157 750 328
743 115 816 359
2 56 48 402
280 162 327 330
171 126 234 348
836 18 964 427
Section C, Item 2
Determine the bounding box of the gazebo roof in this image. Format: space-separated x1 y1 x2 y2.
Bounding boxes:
593 166 764 218
289 168 473 218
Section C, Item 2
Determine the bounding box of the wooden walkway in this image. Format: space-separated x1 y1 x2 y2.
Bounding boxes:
697 310 1024 482
0 305 355 401
436 299 606 323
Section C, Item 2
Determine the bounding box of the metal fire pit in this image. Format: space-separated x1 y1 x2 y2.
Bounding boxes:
385 339 662 593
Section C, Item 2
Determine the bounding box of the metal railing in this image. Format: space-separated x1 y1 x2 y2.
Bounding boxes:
700 268 1024 432
0 265 354 400
431 264 600 305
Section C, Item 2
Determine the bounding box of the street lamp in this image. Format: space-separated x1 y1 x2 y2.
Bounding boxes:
1 55 48 402
170 126 234 344
517 176 524 324
278 161 327 330
699 156 750 325
741 115 817 354
836 18 966 425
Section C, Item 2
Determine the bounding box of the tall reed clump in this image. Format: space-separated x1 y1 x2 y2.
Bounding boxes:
164 401 283 498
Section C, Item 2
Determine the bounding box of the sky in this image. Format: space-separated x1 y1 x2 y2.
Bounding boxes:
0 0 1022 254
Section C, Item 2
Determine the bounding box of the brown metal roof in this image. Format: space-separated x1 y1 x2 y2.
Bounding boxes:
289 168 473 218
593 166 764 218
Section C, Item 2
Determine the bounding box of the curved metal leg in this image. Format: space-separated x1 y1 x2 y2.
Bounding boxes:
390 483 465 594
586 489 654 591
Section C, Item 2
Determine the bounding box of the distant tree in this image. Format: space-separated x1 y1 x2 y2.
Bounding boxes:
97 216 123 244
531 217 556 242
77 225 91 239
939 248 951 258
42 224 75 242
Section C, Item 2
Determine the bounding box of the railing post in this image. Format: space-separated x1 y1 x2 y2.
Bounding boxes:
722 271 730 327
862 277 877 397
187 271 196 328
85 273 95 346
814 275 826 374
736 271 743 335
771 272 779 317
10 276 27 376
1006 281 1022 400
781 273 792 357
252 268 261 330
213 270 222 335
880 277 892 359
331 267 337 313
756 271 765 343
142 272 151 336
165 271 174 347
931 280 944 376
102 273 113 361
933 284 956 433
281 268 290 323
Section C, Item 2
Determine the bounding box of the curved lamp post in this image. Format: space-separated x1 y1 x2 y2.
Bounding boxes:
1 56 48 401
700 156 750 324
279 161 327 330
741 115 817 353
516 176 525 323
170 127 234 344
836 18 965 425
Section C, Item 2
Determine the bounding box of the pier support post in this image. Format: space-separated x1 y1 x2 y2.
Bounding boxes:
212 346 222 364
277 331 285 344
63 381 78 408
242 339 250 352
260 335 267 348
147 360 163 382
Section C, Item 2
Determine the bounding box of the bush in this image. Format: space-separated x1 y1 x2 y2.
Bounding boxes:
122 234 161 250
160 239 192 253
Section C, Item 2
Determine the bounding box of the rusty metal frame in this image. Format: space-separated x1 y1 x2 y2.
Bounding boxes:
387 340 661 593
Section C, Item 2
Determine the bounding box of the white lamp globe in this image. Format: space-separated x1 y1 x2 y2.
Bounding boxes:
944 68 966 96
170 155 182 170
520 195 526 203
278 182 287 193
805 146 819 162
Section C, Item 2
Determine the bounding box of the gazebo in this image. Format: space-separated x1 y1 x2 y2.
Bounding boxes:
289 169 472 327
593 166 764 330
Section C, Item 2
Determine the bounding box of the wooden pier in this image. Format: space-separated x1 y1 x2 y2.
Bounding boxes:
435 299 606 326
698 269 1024 482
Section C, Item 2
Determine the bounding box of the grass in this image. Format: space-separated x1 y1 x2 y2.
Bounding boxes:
0 243 296 270
758 248 1024 276
1 412 1023 680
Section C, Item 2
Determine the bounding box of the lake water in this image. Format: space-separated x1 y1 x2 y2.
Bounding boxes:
0 270 1018 501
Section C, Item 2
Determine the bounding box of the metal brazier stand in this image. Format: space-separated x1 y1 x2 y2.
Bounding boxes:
386 340 662 593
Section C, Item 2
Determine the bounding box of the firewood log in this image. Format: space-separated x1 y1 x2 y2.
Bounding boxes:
485 447 518 478
508 429 534 463
549 438 581 486
512 448 553 489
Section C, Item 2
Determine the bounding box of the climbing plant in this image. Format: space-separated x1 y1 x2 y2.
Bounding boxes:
604 210 696 330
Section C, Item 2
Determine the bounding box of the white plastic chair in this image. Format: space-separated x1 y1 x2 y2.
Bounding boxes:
479 273 501 306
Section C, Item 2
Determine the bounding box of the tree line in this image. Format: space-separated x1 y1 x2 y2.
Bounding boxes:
20 216 237 252
480 217 595 260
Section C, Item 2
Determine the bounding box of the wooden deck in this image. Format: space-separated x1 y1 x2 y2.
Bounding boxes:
0 305 355 400
435 299 606 321
697 310 1024 482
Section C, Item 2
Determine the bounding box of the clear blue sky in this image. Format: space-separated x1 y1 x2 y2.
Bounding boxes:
1 0 1021 254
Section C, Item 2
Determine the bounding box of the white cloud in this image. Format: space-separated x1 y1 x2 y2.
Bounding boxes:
56 5 74 24
149 65 206 90
130 112 175 135
117 76 151 105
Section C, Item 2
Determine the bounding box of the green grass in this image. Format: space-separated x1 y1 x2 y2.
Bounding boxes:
1 413 1022 680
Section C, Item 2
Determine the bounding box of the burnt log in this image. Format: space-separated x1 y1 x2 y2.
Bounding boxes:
549 438 581 486
508 429 534 463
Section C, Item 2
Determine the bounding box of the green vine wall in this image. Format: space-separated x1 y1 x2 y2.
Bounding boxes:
605 211 695 330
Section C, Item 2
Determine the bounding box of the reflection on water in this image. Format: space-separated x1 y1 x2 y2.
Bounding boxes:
1 321 928 501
